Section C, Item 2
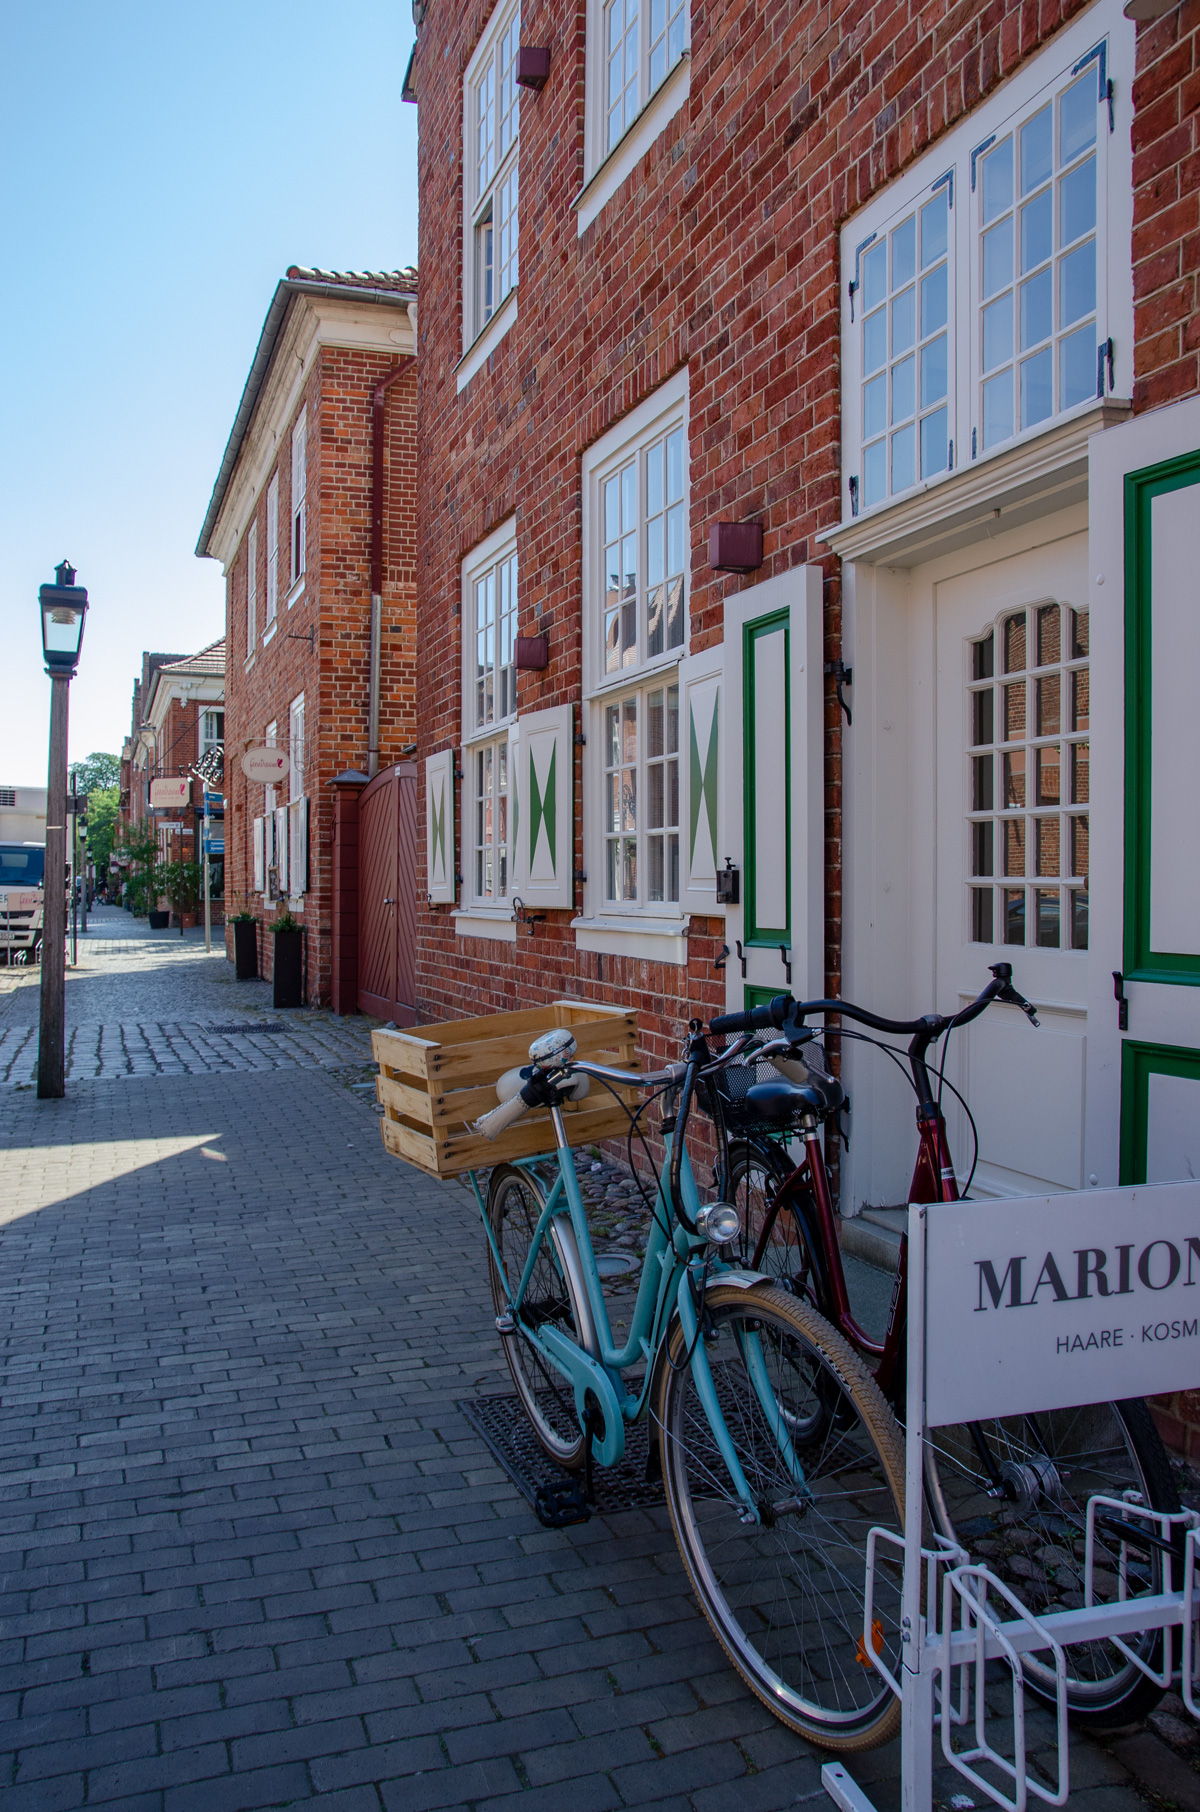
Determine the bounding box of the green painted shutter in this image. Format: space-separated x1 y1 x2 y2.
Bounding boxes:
515 704 573 911
425 748 456 904
743 610 791 947
678 648 723 912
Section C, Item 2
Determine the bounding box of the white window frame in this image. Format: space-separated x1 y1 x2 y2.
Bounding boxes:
462 0 521 360
265 475 279 636
289 693 305 802
199 710 224 761
262 720 278 902
837 0 1133 527
460 520 518 913
245 518 258 660
578 0 690 233
581 369 689 923
289 409 307 595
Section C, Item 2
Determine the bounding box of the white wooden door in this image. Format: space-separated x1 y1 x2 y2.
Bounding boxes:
933 529 1091 1196
1089 402 1200 1189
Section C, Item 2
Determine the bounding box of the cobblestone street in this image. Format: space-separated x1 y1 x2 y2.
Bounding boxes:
0 916 1195 1808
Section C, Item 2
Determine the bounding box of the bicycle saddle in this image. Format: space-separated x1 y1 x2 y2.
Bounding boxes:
745 1072 845 1123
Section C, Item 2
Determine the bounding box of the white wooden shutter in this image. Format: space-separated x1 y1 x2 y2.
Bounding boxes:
289 797 308 895
274 804 289 895
515 703 574 911
253 816 265 893
426 748 456 903
678 646 724 912
507 723 521 895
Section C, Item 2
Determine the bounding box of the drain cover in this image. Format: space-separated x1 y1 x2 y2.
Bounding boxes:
458 1391 665 1520
595 1251 639 1278
205 1023 292 1036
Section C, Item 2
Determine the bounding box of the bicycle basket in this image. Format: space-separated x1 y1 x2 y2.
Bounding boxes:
701 1035 834 1137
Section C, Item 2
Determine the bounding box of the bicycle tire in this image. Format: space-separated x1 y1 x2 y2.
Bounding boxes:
727 1140 822 1299
485 1163 587 1469
657 1282 905 1752
925 1396 1180 1729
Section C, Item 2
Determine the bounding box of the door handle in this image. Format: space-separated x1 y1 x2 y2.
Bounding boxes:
383 897 394 905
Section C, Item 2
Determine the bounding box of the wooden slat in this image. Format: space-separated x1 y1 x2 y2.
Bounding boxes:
426 1015 638 1085
378 1065 640 1129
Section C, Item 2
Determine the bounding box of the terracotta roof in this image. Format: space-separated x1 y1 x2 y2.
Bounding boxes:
160 637 226 677
285 265 418 292
195 267 417 559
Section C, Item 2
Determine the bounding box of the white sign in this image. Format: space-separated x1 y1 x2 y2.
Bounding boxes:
0 890 41 910
922 1180 1200 1426
241 747 290 783
150 777 191 807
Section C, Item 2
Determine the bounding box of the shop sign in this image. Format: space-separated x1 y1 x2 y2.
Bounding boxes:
923 1180 1200 1426
241 748 290 783
150 777 191 807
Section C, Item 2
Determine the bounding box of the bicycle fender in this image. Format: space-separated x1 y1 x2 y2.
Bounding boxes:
539 1324 627 1467
708 1267 772 1290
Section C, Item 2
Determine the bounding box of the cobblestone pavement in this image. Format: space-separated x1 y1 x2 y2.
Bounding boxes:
0 920 1195 1808
0 906 374 1085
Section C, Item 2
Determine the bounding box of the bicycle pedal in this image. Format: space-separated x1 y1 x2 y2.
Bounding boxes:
534 1480 592 1528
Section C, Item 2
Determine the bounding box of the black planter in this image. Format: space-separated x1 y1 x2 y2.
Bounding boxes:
272 928 303 1008
233 920 258 981
148 910 170 930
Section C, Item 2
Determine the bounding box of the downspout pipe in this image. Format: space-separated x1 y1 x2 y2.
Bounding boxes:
369 355 414 778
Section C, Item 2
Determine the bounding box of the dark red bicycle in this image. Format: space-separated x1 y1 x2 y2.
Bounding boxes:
704 963 1182 1730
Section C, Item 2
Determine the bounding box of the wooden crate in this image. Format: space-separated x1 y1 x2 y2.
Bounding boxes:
373 1000 640 1177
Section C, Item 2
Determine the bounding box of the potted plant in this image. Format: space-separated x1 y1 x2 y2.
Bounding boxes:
269 909 303 1008
158 857 203 929
114 826 159 920
229 907 258 980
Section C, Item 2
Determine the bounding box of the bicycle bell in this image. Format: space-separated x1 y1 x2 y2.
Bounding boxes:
528 1027 577 1069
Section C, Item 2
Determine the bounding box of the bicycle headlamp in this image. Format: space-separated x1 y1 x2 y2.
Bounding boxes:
695 1202 742 1245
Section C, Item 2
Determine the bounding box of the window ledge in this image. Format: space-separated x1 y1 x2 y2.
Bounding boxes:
575 52 690 237
243 653 257 673
820 400 1132 569
454 907 517 943
262 622 277 647
456 289 518 395
571 914 690 964
286 577 306 609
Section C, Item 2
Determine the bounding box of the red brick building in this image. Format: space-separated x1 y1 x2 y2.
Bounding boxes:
407 0 1200 1435
116 644 224 923
196 267 419 1004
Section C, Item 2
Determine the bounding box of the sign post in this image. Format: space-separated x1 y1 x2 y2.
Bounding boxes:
823 1181 1200 1812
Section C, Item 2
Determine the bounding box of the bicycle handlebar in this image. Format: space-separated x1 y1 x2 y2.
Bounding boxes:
709 962 1039 1042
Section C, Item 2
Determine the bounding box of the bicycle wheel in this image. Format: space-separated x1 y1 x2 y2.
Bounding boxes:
657 1282 905 1752
727 1140 822 1299
486 1163 587 1469
926 1397 1180 1728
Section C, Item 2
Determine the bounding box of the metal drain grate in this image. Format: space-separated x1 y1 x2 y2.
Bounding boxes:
205 1023 292 1036
458 1391 666 1522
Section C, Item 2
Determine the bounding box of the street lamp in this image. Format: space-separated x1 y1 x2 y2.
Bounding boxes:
37 561 89 1099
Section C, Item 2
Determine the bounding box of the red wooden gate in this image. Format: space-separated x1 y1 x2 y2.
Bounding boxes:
357 763 418 1024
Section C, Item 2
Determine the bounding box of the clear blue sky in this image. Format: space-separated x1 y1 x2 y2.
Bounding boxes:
0 1 418 787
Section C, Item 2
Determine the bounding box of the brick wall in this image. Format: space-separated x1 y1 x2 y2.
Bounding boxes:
223 349 418 1004
410 0 1094 1073
1132 1 1200 409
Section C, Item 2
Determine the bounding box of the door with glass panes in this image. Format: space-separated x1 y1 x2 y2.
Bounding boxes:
933 528 1090 1196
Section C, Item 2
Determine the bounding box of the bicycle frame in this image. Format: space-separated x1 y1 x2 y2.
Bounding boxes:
471 1103 804 1517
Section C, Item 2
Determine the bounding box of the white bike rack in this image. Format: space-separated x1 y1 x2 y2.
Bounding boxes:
823 1182 1200 1812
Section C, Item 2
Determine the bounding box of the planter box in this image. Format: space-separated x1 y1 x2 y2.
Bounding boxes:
148 910 170 930
233 920 258 981
373 1000 639 1178
273 928 303 1008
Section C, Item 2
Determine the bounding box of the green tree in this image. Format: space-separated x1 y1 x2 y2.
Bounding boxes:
72 752 120 794
113 825 159 917
85 787 119 871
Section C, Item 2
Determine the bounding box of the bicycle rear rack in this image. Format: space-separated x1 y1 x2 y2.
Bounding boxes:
850 1497 1200 1812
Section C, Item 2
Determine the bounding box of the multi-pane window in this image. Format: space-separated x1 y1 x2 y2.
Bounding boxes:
859 182 951 509
603 423 685 673
468 2 520 340
474 740 509 900
290 410 307 584
603 0 686 154
967 603 1089 951
977 73 1099 449
245 519 258 658
474 550 518 730
200 711 224 758
289 695 305 798
603 683 679 904
265 476 279 630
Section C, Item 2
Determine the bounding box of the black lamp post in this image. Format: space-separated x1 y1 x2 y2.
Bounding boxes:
37 561 88 1099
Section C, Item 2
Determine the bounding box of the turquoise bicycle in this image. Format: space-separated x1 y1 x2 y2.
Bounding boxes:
468 1020 908 1752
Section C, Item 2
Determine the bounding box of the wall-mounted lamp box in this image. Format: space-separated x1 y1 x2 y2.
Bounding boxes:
709 521 763 573
515 46 550 89
716 860 740 905
514 633 549 670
